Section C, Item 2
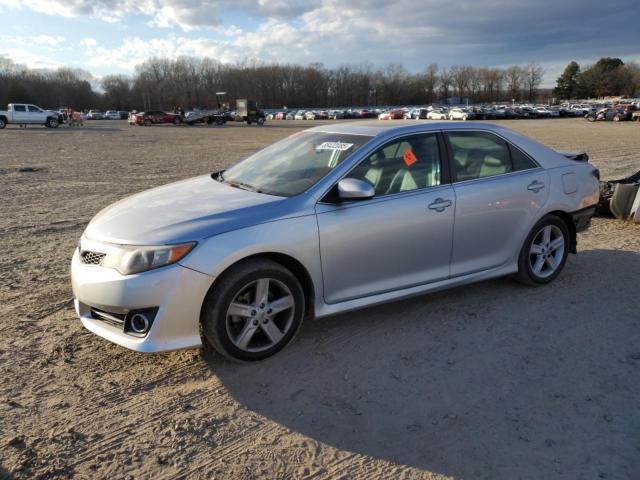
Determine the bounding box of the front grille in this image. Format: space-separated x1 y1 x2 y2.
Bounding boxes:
90 308 126 327
80 250 106 265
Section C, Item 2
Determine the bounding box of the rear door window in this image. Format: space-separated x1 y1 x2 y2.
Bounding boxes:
13 105 26 112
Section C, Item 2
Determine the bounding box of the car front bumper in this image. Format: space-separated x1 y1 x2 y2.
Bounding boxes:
71 247 213 352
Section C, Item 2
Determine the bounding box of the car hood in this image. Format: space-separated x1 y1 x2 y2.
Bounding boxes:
84 175 291 245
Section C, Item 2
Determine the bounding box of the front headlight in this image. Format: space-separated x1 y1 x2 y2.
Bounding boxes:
101 242 196 275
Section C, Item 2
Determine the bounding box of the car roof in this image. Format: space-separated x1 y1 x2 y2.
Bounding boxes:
306 120 509 137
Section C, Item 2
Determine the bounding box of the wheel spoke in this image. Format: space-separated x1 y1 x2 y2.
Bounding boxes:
530 243 544 255
542 226 552 245
549 237 564 252
261 320 284 344
546 255 559 271
532 255 545 274
254 279 270 305
227 302 254 319
268 295 294 315
235 320 259 350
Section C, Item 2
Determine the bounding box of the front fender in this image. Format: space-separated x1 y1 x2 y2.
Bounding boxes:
179 215 323 308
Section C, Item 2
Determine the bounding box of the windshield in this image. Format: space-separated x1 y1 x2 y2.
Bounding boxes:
219 131 372 196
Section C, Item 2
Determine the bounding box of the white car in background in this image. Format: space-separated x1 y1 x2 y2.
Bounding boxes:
448 108 470 121
88 110 103 120
294 111 306 120
427 109 448 120
304 111 317 120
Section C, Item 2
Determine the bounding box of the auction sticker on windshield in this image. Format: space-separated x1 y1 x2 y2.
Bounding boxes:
316 141 354 151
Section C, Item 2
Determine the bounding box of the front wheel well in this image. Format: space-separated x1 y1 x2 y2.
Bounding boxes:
206 253 316 320
545 210 577 253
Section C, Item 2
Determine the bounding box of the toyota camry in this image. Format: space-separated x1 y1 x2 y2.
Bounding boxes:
71 122 599 361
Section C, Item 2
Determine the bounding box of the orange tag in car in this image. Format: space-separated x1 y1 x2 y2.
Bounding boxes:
404 149 417 166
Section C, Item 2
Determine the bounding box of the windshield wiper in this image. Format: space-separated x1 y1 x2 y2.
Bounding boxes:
227 180 262 193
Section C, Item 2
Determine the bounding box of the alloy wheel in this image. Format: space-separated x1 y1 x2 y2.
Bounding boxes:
529 225 565 279
225 278 295 353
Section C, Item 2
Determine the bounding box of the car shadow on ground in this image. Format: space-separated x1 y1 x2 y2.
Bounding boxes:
208 249 640 478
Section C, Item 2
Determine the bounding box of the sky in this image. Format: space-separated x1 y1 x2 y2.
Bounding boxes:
1 0 639 87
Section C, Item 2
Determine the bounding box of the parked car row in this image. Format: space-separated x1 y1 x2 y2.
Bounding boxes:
585 103 638 122
262 103 624 122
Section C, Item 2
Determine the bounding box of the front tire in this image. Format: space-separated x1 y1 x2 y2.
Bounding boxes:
0 117 6 129
515 215 569 285
46 117 59 128
201 259 305 362
144 119 152 126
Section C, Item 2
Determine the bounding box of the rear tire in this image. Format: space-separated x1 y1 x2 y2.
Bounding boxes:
515 215 569 286
201 259 305 362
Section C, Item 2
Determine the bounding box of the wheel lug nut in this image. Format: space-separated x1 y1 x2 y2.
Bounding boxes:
252 319 258 325
262 318 268 324
267 308 272 314
251 310 257 316
260 303 265 309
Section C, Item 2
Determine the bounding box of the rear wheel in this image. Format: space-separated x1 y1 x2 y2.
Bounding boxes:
201 259 305 362
515 215 569 285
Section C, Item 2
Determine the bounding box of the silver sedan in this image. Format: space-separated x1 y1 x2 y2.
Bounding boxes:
71 122 600 361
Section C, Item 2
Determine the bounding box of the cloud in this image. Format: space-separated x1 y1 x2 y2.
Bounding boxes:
2 0 639 82
0 48 65 70
0 0 321 30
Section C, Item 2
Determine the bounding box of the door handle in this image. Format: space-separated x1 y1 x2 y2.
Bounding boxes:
527 180 545 193
428 198 452 212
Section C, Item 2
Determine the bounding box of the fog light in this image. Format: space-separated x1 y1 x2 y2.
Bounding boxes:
130 313 150 333
124 308 158 337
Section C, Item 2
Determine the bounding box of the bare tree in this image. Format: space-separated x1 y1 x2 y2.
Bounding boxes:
524 63 544 102
422 63 439 104
505 65 525 102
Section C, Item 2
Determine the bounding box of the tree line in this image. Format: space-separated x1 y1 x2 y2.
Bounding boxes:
554 58 640 100
1 54 638 112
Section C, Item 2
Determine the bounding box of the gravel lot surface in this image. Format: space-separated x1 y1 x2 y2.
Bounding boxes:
1 118 639 480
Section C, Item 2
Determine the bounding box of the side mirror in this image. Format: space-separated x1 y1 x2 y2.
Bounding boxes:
337 178 375 201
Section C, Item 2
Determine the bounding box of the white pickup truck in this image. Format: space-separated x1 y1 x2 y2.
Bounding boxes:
0 103 63 129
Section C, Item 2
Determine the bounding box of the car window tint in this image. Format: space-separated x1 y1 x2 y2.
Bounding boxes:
509 145 537 171
447 131 512 181
349 133 441 197
14 105 26 112
27 105 41 112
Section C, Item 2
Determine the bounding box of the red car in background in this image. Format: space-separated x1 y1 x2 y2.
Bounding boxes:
134 111 183 126
378 109 405 120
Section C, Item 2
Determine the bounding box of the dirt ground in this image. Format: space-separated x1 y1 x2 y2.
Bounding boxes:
0 118 639 480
